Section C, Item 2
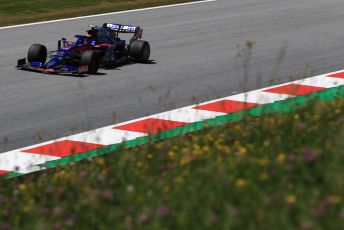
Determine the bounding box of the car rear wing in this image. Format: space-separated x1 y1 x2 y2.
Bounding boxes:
103 23 143 40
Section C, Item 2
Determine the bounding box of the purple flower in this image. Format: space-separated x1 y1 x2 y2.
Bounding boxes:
137 213 149 223
1 223 12 230
286 164 294 172
78 171 88 179
287 154 296 161
298 122 306 130
340 208 344 220
303 148 316 163
53 222 61 230
99 189 113 200
127 205 135 213
65 218 75 227
157 205 170 218
312 198 331 217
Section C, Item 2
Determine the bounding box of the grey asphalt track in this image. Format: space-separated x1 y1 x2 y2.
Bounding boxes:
0 0 344 151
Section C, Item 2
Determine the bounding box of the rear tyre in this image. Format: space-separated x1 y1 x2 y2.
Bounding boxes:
80 50 99 74
129 40 150 63
27 44 47 64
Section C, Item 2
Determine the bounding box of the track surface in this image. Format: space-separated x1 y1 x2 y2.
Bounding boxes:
0 0 343 151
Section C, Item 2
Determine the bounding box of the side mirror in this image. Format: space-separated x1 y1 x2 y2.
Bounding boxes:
58 40 61 50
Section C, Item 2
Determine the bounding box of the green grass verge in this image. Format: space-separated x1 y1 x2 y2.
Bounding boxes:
0 86 343 229
0 0 194 27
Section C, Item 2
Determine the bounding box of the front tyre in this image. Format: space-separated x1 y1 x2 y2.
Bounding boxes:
27 44 47 64
80 50 99 74
129 40 150 63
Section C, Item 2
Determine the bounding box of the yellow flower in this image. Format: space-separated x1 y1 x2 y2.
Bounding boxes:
329 195 342 204
286 195 296 204
258 173 269 181
180 155 192 166
136 161 143 168
202 146 210 154
234 125 241 131
168 151 175 159
259 158 269 166
23 207 31 213
216 157 223 164
235 178 247 187
238 146 247 155
163 185 170 193
97 158 105 166
263 140 270 147
193 144 201 151
277 153 286 163
18 183 27 191
147 153 153 159
174 176 184 184
294 114 299 120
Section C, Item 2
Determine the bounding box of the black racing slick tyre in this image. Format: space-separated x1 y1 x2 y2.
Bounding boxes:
27 44 47 64
129 40 150 63
80 50 99 74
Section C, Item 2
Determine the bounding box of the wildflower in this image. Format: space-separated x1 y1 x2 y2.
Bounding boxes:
238 146 247 155
180 155 192 166
157 205 171 218
65 218 75 227
340 208 344 220
18 183 27 191
202 146 210 154
287 154 296 161
329 195 342 204
259 158 269 166
97 158 105 166
163 185 170 193
286 195 296 204
286 164 294 172
258 173 269 181
216 156 223 164
234 125 241 131
235 178 247 188
136 161 143 168
298 122 306 130
168 151 175 159
147 153 153 159
127 184 135 193
99 189 113 200
263 140 270 147
174 176 184 184
276 153 286 163
137 213 149 224
303 148 316 163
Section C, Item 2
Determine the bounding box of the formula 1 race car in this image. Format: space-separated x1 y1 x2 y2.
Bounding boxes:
16 23 150 75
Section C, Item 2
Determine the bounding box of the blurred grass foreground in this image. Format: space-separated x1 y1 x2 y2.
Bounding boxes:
0 86 343 229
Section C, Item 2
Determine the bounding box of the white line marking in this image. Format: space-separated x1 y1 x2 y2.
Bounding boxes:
0 0 217 30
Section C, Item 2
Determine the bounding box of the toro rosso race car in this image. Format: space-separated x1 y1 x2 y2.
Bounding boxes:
16 23 150 75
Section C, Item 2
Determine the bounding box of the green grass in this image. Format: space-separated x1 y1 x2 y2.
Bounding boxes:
0 91 343 229
0 0 193 26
